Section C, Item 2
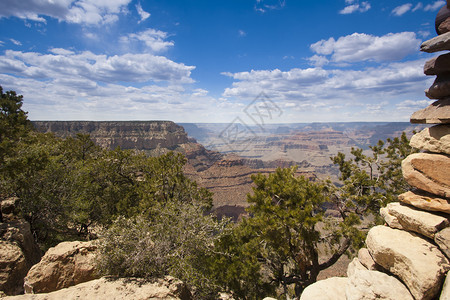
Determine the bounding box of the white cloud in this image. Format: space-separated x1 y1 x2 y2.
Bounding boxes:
238 30 247 37
308 55 329 67
136 2 150 23
310 32 421 63
396 99 433 110
10 39 22 46
0 71 224 122
221 59 429 110
424 0 446 11
417 30 430 38
0 49 194 84
392 3 412 16
339 1 371 14
391 1 443 16
120 29 174 53
412 3 423 11
0 0 131 25
254 0 286 13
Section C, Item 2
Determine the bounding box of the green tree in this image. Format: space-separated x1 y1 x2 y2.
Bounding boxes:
213 134 417 299
0 86 31 156
330 132 418 221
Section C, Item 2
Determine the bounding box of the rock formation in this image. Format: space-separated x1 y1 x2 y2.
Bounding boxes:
3 276 191 300
0 199 41 296
23 241 99 294
301 4 450 300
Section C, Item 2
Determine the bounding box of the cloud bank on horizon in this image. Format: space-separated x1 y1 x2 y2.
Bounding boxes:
0 0 443 123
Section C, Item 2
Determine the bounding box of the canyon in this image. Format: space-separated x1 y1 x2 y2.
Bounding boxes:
33 121 426 220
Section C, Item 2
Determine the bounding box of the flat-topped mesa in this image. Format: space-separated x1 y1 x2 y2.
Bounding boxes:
32 121 190 150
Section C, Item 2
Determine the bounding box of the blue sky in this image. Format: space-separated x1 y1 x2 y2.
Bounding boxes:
0 0 445 123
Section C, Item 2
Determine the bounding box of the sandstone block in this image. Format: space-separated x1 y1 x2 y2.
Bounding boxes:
436 227 450 259
386 202 449 238
410 124 450 155
411 98 450 124
0 219 41 296
299 277 347 300
426 75 450 99
424 53 450 76
347 257 367 277
2 276 191 300
399 190 450 214
441 272 450 300
358 248 382 271
380 207 404 229
437 6 450 35
0 242 27 295
402 153 450 198
440 18 450 35
346 268 413 300
366 225 450 300
24 241 99 294
421 31 450 53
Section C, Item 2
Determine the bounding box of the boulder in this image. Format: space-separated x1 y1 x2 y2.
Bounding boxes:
380 207 404 230
421 31 450 53
410 124 450 155
0 219 41 295
402 153 450 198
424 53 450 76
436 227 450 259
347 257 367 277
358 248 383 271
386 202 449 239
346 268 414 300
24 241 99 294
0 242 28 295
366 225 450 300
437 6 450 35
441 272 450 300
411 98 450 124
426 75 450 99
3 276 191 300
439 18 450 35
399 190 450 214
299 277 347 300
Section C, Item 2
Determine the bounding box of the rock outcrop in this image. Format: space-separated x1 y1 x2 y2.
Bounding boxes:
3 276 191 300
23 240 99 294
0 200 41 295
0 242 28 296
301 5 450 299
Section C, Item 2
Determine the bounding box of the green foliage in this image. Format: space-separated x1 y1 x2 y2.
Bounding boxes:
212 134 417 299
212 168 332 298
0 88 212 248
0 86 32 165
330 132 418 221
96 201 228 299
1 134 212 247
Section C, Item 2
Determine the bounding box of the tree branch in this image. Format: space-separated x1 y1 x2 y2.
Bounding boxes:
318 237 351 270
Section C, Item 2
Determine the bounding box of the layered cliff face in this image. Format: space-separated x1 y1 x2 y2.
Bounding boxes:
33 121 191 151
